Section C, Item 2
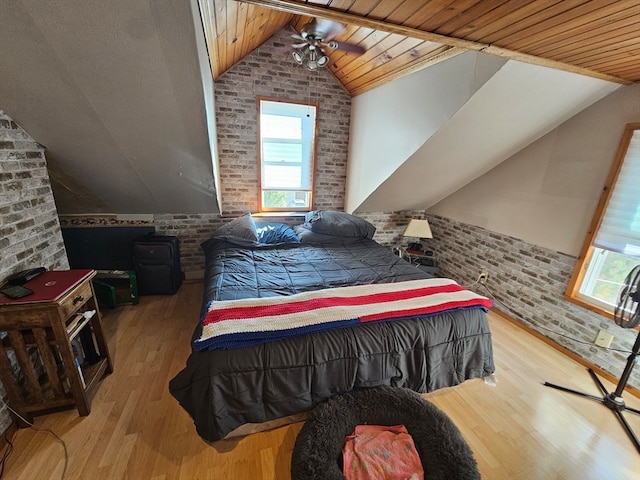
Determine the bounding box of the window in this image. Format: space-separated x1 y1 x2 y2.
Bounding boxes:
567 123 640 318
257 97 318 211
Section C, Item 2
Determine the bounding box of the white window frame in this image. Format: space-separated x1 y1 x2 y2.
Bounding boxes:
566 123 640 319
257 97 318 212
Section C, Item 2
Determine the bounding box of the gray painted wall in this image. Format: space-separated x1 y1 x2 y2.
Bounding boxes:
0 0 217 214
429 83 640 256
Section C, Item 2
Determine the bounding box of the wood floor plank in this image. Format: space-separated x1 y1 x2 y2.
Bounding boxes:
3 282 640 479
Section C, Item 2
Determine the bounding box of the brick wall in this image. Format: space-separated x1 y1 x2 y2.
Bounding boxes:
215 29 351 214
59 213 304 279
0 110 70 434
357 210 427 246
154 213 225 278
426 214 639 389
350 210 640 389
56 213 226 279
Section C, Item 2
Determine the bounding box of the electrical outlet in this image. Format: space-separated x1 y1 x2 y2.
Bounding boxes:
478 271 489 284
595 330 614 348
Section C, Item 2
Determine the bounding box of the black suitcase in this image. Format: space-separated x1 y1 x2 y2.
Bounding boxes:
132 235 183 295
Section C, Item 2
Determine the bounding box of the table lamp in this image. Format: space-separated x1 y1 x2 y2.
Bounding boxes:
403 219 433 253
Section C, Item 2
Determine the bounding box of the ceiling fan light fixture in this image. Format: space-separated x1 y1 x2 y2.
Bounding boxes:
317 53 329 67
307 49 319 70
291 18 366 71
290 17 363 70
292 50 305 65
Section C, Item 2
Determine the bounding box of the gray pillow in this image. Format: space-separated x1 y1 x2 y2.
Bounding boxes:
303 210 376 239
212 213 258 241
294 224 344 244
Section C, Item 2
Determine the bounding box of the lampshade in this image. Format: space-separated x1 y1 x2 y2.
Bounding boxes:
403 219 433 239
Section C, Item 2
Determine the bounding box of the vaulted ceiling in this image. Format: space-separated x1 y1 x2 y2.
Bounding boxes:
200 0 639 96
0 1 637 216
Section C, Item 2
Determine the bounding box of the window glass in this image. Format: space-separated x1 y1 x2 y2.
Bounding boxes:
261 114 301 139
262 142 303 165
263 165 302 189
578 248 638 309
567 124 640 318
258 98 317 211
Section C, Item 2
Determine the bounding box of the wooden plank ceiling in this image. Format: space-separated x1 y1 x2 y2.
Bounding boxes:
199 0 640 96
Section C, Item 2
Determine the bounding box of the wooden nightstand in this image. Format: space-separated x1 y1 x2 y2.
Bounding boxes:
0 269 113 424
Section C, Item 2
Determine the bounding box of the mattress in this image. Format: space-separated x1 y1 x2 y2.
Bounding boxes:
169 235 494 442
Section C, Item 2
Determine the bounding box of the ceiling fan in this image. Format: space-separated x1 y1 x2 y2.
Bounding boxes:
291 18 365 71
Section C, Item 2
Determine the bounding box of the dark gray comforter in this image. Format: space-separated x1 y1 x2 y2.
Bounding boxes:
169 236 495 442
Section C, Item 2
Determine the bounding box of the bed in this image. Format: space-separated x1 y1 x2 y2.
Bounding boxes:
169 211 495 442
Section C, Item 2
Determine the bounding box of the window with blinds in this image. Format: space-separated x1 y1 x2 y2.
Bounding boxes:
567 123 640 317
257 98 317 212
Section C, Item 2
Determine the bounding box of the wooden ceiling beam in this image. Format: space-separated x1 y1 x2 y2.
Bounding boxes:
238 0 631 85
239 0 488 51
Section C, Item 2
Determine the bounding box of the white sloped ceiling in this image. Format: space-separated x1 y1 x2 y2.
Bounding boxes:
346 52 620 214
0 0 218 214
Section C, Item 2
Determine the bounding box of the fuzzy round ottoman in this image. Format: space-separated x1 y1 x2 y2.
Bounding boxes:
290 386 480 480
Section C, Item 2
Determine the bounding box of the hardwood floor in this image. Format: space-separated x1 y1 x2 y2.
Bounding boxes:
4 282 640 479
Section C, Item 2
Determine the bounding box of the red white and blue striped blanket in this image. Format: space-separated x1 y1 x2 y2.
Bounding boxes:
193 278 492 351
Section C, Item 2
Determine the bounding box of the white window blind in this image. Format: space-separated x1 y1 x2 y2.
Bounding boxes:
259 101 315 192
593 130 640 258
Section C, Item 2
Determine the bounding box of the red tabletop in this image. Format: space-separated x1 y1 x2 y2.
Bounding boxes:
0 269 95 305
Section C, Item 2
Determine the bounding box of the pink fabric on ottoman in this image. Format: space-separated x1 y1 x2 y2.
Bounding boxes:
343 424 424 480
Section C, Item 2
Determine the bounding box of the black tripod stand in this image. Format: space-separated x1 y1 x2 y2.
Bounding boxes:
544 330 640 454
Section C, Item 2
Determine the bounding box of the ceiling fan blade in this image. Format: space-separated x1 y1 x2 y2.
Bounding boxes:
311 18 345 40
325 40 365 55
